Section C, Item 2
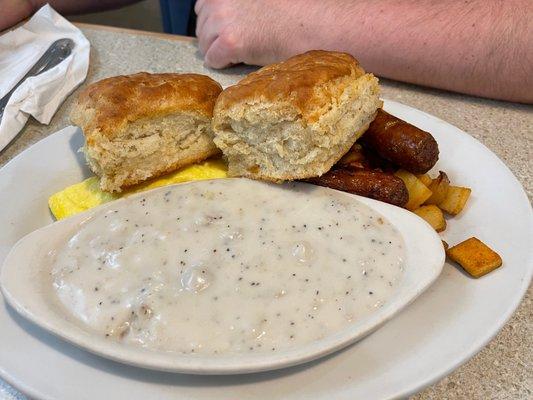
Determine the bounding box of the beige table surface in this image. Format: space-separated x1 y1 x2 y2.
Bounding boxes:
0 24 531 400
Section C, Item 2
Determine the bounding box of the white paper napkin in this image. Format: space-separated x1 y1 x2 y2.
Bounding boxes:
0 4 90 151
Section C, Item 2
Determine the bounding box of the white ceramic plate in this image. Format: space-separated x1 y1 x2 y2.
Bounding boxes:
0 100 531 399
0 179 444 374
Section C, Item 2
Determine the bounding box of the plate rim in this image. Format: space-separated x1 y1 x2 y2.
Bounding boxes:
0 99 531 399
382 100 533 398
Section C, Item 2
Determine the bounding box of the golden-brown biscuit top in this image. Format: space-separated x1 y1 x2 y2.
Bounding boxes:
71 73 222 141
215 50 367 121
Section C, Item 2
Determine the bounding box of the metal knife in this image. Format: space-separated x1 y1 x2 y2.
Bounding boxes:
0 38 75 122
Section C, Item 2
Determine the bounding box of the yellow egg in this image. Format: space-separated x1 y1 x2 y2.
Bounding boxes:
48 159 228 220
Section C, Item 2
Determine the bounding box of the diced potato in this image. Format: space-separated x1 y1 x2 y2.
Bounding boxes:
425 171 450 205
413 205 447 232
438 185 471 215
416 174 433 187
394 170 433 210
442 240 449 251
446 237 502 278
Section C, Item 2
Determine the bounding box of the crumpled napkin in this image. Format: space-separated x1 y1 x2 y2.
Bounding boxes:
0 4 90 151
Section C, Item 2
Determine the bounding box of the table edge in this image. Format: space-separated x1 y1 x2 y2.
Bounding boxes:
74 22 196 43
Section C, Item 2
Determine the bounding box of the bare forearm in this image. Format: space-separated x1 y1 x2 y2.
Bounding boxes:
0 0 33 31
286 0 532 102
0 0 141 32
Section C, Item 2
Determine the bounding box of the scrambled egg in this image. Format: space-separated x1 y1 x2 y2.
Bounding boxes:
48 159 228 220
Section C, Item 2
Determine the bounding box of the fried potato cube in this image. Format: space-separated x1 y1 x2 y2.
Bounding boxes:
395 170 433 210
416 174 433 187
446 237 502 278
425 171 450 205
413 205 447 232
438 185 471 215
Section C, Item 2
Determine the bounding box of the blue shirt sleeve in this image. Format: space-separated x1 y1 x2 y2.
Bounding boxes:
159 0 197 36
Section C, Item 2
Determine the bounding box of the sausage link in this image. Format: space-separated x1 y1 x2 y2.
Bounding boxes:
306 168 408 207
361 109 439 174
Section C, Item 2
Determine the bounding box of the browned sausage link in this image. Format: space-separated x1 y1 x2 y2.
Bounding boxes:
306 169 409 207
361 109 439 174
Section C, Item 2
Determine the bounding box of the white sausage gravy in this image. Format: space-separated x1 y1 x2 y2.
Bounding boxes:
50 179 405 355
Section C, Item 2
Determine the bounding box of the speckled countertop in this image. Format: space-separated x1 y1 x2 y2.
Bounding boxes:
0 26 531 400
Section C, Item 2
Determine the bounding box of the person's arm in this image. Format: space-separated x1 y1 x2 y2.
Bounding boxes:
0 0 141 32
195 0 533 103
